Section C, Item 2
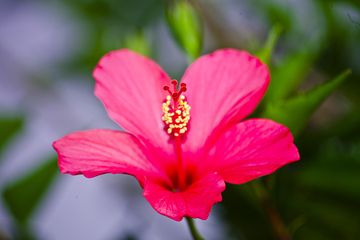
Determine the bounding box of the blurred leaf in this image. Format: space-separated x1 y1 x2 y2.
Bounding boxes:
262 69 351 135
123 30 151 57
220 184 274 240
256 24 283 65
253 0 293 32
58 0 164 74
60 0 164 29
328 0 360 9
2 157 58 226
295 199 360 240
298 165 360 199
289 139 360 239
322 106 360 141
166 0 203 61
0 117 24 157
265 49 318 103
297 139 360 199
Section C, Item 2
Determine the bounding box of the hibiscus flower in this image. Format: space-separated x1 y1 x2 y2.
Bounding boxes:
53 49 299 221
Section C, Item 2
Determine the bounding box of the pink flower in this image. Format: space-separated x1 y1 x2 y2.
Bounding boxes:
53 49 299 221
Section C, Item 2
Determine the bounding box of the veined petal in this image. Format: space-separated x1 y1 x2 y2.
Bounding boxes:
93 49 172 153
208 119 299 184
53 129 161 183
182 49 270 151
143 173 225 221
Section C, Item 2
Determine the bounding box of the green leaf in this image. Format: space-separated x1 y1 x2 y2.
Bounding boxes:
166 0 202 61
297 139 360 199
220 184 274 239
58 0 164 74
296 199 360 239
265 49 318 103
123 30 151 57
290 139 360 239
262 69 351 136
2 157 58 226
271 137 360 240
251 0 293 32
0 117 24 157
256 24 283 65
297 160 360 200
61 0 164 30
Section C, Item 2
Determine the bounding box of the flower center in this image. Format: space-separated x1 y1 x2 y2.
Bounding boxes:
162 80 191 137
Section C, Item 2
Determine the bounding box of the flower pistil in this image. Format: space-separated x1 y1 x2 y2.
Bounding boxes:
162 80 191 137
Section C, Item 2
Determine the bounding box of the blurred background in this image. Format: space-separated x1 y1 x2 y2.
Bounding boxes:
0 0 359 239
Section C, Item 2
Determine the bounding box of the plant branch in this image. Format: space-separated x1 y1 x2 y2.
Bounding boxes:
185 217 204 240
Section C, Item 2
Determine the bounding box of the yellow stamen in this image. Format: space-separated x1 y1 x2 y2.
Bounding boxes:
161 93 191 137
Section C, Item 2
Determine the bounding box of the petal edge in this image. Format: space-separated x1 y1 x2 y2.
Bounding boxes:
182 49 270 152
143 173 225 221
53 129 159 183
207 119 299 184
93 49 173 153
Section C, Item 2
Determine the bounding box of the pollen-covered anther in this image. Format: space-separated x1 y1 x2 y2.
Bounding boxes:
162 81 191 137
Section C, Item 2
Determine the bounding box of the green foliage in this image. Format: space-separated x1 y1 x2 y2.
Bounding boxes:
256 24 283 65
58 0 164 74
253 0 293 32
165 0 203 61
123 30 151 57
283 139 360 240
221 17 356 238
265 49 318 103
0 117 24 157
262 69 351 135
221 185 274 239
60 0 164 30
2 158 58 226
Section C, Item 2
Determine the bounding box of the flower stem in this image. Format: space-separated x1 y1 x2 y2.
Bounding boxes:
185 217 204 240
252 181 291 240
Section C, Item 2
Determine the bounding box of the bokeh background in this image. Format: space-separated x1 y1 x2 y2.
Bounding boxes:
0 0 359 239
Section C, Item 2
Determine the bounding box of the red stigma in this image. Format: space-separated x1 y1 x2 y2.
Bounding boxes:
163 80 187 102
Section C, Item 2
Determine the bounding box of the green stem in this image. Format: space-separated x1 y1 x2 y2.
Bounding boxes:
185 217 204 240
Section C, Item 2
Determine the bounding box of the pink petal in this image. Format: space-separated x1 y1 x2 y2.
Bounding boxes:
53 129 161 183
207 119 299 184
182 49 270 151
143 173 225 221
93 49 172 153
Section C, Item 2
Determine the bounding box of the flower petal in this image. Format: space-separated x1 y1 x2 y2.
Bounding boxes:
53 129 161 183
93 49 172 152
143 173 225 221
207 119 299 184
182 49 270 151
